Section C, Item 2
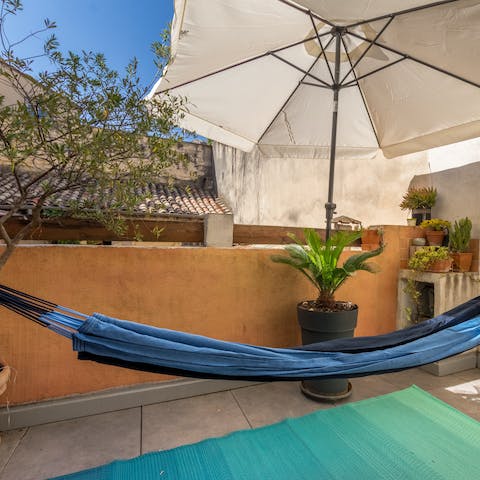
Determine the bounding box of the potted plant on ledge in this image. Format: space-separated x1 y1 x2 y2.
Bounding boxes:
272 229 383 401
420 218 451 246
400 186 437 225
449 217 473 272
408 246 452 273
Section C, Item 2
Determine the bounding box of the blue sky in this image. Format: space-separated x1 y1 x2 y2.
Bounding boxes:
5 0 174 90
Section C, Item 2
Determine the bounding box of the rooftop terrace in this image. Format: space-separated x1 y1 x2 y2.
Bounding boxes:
1 367 479 479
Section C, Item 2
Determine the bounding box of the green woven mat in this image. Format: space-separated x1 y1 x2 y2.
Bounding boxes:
52 386 480 479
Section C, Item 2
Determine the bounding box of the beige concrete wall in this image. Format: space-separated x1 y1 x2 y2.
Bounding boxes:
0 232 404 405
411 161 480 238
162 142 215 187
213 142 429 228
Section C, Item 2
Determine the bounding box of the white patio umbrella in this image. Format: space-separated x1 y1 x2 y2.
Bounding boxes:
148 0 480 236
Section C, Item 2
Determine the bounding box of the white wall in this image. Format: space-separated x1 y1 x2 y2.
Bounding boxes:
411 161 480 238
213 142 430 228
428 138 480 173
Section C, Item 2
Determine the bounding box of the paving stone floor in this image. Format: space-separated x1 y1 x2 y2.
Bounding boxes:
0 368 479 480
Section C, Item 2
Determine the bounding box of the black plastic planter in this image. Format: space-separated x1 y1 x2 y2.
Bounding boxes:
297 302 358 401
412 208 431 225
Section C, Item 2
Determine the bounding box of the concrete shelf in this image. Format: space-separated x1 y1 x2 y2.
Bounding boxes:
397 269 480 376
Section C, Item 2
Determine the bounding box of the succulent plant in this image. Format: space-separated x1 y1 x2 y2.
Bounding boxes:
408 246 451 271
449 217 472 253
400 187 437 210
420 218 451 231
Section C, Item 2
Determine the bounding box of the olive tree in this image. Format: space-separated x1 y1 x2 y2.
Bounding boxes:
0 0 186 269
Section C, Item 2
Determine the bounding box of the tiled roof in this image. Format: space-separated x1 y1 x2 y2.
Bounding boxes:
0 169 231 217
134 183 231 216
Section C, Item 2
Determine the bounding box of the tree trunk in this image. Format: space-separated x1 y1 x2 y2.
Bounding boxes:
0 203 43 273
0 243 17 271
316 291 335 308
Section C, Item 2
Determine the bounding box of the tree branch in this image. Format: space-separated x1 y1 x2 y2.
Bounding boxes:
23 165 55 190
0 222 12 247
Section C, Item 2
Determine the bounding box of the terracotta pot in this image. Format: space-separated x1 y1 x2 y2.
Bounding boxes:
426 258 452 273
425 230 445 246
451 252 473 272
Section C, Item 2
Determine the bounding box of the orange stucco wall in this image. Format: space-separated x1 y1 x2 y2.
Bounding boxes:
0 226 408 405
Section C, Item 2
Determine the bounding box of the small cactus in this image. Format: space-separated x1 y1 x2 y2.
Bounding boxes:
449 217 472 253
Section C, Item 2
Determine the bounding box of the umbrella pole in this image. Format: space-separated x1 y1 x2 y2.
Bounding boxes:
325 29 343 240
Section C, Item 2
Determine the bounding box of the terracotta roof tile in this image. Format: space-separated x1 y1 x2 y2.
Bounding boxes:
0 169 231 217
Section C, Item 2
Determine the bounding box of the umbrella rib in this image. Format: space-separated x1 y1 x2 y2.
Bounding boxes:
301 81 331 89
345 0 459 29
270 53 331 88
340 36 381 149
256 48 329 145
342 57 407 87
348 31 480 90
154 34 328 94
339 16 394 85
276 0 336 28
308 11 334 83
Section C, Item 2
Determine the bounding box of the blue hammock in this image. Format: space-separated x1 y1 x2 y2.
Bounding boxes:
1 284 480 380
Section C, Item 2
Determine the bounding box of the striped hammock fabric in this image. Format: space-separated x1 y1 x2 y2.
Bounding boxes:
1 284 480 380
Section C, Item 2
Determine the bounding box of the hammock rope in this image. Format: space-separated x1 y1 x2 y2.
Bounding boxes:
1 284 480 380
0 284 85 336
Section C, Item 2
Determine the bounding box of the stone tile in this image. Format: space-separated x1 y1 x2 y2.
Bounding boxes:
455 368 480 382
378 367 468 391
0 374 477 479
232 381 329 428
0 408 140 480
335 375 400 406
142 390 250 453
428 381 480 421
0 429 26 474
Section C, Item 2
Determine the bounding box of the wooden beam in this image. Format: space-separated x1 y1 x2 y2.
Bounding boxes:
4 217 361 246
233 225 362 245
233 225 326 245
4 217 205 243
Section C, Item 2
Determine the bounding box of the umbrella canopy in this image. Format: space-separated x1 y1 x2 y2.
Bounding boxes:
148 0 480 234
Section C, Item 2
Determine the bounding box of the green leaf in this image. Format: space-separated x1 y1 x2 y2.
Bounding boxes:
0 9 186 271
271 229 383 306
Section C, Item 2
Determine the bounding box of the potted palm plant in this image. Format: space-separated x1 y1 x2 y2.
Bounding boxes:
272 229 383 401
449 217 473 272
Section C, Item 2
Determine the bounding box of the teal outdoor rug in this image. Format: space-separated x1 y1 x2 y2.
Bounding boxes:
53 386 480 480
